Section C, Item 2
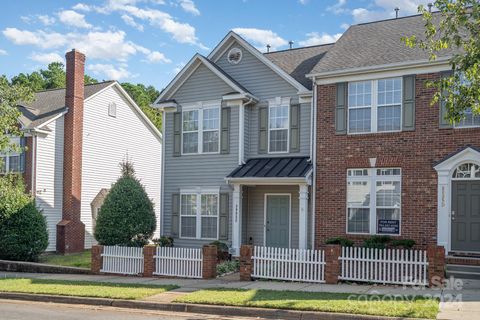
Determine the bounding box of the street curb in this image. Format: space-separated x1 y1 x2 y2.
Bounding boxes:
0 292 428 320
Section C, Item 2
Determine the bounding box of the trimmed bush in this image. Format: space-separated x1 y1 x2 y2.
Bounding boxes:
209 241 230 261
325 237 354 247
0 175 48 261
94 161 156 246
152 236 174 247
391 239 416 249
363 235 391 249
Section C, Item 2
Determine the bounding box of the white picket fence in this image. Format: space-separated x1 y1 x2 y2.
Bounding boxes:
252 246 325 283
154 247 203 279
101 246 144 275
339 247 428 285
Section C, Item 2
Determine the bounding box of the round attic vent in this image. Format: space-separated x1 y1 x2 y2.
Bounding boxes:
227 47 242 64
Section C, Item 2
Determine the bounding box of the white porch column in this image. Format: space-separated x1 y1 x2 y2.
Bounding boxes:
232 184 242 256
299 184 309 249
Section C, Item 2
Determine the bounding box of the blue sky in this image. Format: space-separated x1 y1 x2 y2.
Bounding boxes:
0 0 429 90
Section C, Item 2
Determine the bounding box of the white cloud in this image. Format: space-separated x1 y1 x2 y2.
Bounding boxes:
145 51 171 63
38 15 55 26
178 0 200 16
29 52 64 64
298 0 309 4
72 3 92 11
58 10 92 29
121 14 144 31
233 28 287 51
172 62 185 74
0 49 7 56
298 32 342 46
2 28 67 49
88 63 131 80
327 0 348 14
340 23 350 30
351 0 424 23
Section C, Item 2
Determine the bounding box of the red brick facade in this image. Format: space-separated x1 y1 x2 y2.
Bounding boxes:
315 72 480 248
56 49 86 254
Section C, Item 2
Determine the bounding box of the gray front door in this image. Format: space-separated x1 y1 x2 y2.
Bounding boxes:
452 181 480 252
265 195 290 248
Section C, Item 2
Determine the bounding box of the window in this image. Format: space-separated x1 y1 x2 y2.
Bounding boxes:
347 168 401 235
348 78 402 133
0 137 25 174
182 105 220 154
180 191 219 240
453 163 480 179
455 73 480 128
108 102 117 117
268 104 289 153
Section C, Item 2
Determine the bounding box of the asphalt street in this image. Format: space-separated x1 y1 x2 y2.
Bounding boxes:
0 299 263 320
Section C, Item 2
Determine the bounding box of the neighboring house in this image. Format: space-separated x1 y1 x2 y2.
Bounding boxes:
309 14 480 257
155 32 331 255
3 50 162 253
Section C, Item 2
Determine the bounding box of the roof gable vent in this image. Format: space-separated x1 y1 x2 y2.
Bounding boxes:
227 47 242 65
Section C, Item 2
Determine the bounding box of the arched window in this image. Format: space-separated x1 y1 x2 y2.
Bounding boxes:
452 163 480 179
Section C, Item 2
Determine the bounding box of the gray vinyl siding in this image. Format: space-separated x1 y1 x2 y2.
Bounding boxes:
245 102 311 158
173 64 234 105
215 41 298 100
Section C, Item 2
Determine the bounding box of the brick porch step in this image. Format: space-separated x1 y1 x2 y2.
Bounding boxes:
446 264 480 280
446 255 480 266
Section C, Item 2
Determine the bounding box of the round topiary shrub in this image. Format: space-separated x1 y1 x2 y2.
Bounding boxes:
0 175 48 261
94 161 156 246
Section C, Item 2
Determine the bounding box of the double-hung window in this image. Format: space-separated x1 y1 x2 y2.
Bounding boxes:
348 78 402 133
0 137 25 174
268 99 289 153
347 168 401 235
180 190 219 240
455 73 480 128
182 103 220 154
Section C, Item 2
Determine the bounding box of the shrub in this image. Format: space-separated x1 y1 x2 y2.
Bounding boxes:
325 237 354 247
391 239 416 249
209 241 230 261
363 235 391 249
94 161 156 246
152 236 174 247
0 175 48 261
216 260 239 276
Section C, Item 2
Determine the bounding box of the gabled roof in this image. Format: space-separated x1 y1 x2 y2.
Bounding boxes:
227 156 312 178
310 12 457 76
208 31 311 94
265 44 333 90
19 81 115 129
434 146 480 168
154 53 256 104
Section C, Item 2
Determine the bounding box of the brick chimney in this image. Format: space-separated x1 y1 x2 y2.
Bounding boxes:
56 49 86 254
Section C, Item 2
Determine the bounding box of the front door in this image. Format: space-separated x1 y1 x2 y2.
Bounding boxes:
265 195 290 248
452 181 480 252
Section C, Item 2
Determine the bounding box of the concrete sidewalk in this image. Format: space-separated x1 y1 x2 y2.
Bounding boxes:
0 271 479 319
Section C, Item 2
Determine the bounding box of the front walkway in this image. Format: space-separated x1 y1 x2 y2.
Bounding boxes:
0 271 478 319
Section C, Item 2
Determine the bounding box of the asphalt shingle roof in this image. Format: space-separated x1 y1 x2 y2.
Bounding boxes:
265 44 333 90
227 156 312 178
310 12 457 75
19 81 115 129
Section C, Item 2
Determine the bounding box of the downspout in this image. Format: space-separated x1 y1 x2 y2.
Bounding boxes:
311 80 317 249
160 110 166 236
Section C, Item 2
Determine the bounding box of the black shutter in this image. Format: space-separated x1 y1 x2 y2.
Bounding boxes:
258 106 268 153
171 193 180 238
439 70 454 128
335 82 347 134
173 112 182 156
219 193 229 240
220 106 231 154
290 104 300 152
402 75 416 131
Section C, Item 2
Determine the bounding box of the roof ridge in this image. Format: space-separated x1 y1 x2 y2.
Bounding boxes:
34 80 116 94
265 43 335 55
355 10 440 27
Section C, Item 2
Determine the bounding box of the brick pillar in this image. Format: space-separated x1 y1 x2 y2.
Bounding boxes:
57 49 86 254
143 245 156 277
427 245 445 288
202 245 218 279
324 244 341 284
240 245 253 281
91 245 103 274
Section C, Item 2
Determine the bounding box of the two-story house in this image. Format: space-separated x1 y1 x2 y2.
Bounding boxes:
155 32 331 255
310 14 480 260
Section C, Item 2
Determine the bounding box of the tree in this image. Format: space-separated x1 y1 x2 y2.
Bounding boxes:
94 160 156 246
121 82 162 129
403 1 480 123
0 76 32 154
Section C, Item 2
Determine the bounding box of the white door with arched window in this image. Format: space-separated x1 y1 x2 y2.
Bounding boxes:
435 147 480 253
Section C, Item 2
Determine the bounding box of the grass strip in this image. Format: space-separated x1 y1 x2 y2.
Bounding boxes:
39 250 91 269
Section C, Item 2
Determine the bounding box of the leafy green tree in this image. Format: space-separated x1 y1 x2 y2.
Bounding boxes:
403 0 480 123
0 174 48 261
121 82 162 130
94 160 156 246
40 62 67 89
11 72 46 92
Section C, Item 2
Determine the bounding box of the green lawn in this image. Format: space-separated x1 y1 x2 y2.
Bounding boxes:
0 278 177 300
39 250 91 269
175 288 439 319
